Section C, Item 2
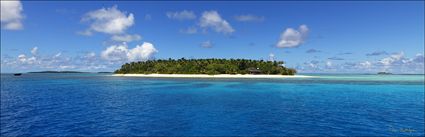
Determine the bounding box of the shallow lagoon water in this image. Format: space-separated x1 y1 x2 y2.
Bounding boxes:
1 73 424 136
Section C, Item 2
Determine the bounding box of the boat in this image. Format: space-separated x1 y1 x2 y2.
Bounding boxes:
14 73 22 76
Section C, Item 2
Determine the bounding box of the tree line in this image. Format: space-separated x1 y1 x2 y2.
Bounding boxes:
114 58 297 75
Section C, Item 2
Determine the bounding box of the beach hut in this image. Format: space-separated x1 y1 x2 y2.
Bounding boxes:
248 67 262 74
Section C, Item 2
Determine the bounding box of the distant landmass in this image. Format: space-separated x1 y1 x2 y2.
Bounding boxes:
377 72 392 75
114 58 297 75
97 72 113 73
28 71 87 73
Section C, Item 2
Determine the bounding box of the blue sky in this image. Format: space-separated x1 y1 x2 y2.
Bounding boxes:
1 1 424 73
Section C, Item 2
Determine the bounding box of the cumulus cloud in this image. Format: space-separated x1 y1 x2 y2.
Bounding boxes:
111 34 142 42
84 52 96 59
298 60 322 71
127 42 158 61
1 0 24 30
366 51 388 56
81 5 134 35
200 41 213 48
199 11 234 34
276 25 309 48
325 61 332 67
234 14 264 22
17 54 37 65
306 49 321 53
269 53 275 61
54 52 62 58
31 47 38 55
166 10 196 20
101 42 158 62
101 43 129 62
412 53 424 63
378 52 405 66
359 61 372 69
15 47 40 65
18 54 27 62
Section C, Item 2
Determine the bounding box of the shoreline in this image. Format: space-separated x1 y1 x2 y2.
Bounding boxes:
112 74 316 79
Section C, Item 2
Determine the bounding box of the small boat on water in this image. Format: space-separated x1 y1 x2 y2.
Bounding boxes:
13 73 22 76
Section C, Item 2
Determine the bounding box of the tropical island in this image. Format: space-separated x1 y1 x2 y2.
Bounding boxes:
28 71 87 73
112 58 309 78
377 72 392 75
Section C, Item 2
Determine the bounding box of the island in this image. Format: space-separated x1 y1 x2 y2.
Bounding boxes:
112 58 311 78
28 71 87 73
97 72 113 73
377 72 392 75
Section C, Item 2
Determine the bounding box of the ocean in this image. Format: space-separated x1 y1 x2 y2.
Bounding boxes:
1 73 424 136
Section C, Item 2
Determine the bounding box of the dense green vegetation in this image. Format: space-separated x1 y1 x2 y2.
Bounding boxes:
114 58 297 75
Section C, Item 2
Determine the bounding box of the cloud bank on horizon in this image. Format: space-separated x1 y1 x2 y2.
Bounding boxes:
1 1 424 73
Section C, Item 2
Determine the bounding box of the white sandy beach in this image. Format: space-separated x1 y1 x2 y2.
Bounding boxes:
112 74 315 79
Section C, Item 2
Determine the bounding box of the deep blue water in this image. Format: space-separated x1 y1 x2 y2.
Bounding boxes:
1 73 424 136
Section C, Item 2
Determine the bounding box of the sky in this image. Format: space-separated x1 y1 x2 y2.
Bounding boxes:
1 1 424 73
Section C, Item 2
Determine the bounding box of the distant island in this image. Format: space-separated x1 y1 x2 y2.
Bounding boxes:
97 72 113 73
377 72 392 75
28 71 87 73
114 58 297 75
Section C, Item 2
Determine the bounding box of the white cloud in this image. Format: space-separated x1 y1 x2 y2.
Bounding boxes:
101 42 158 62
127 42 158 61
17 54 37 65
412 53 424 63
1 0 24 30
59 65 76 69
31 47 38 55
199 11 234 34
101 43 129 61
326 61 333 67
276 24 309 48
359 61 372 69
234 15 264 22
54 52 62 58
86 52 96 58
200 41 213 48
111 34 142 42
82 5 134 35
166 10 196 20
378 52 405 66
18 54 27 62
26 56 37 64
269 53 275 61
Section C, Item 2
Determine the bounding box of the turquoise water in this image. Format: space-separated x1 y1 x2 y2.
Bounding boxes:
1 73 424 136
